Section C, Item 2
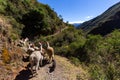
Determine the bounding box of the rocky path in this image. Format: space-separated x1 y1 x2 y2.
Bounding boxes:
15 56 88 80
15 55 89 80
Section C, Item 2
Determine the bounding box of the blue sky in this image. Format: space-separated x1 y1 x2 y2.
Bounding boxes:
38 0 120 23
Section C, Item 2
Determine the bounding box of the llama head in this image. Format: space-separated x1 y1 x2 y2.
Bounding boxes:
25 37 29 42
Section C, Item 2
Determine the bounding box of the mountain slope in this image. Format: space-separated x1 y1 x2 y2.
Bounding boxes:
72 23 81 28
0 0 66 40
79 2 120 35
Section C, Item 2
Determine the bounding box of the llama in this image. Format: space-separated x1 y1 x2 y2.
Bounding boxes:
23 37 29 47
36 42 48 62
45 41 54 63
17 38 24 47
27 43 35 55
29 51 43 75
38 42 56 72
29 42 43 75
38 42 44 66
17 37 29 52
38 42 44 53
17 37 29 47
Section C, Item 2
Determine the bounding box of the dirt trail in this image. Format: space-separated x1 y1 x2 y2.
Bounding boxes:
44 26 68 39
15 55 89 80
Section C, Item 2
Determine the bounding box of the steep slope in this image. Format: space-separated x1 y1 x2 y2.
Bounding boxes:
0 0 66 40
0 15 29 80
79 2 120 35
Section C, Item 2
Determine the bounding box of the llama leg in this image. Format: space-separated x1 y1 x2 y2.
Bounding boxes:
52 55 54 61
48 57 51 63
46 55 50 63
49 55 52 63
40 59 42 67
38 60 41 70
35 61 39 74
30 61 34 75
48 54 51 63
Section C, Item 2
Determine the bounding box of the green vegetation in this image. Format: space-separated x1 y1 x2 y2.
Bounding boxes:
43 29 120 80
0 0 120 79
0 0 66 40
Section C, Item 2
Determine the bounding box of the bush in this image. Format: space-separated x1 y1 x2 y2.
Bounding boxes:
2 47 11 64
89 64 106 80
106 63 117 80
84 30 120 80
83 34 103 63
55 46 69 56
69 57 80 66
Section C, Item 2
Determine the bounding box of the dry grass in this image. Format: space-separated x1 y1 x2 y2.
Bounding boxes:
2 47 11 64
0 43 28 80
54 55 90 80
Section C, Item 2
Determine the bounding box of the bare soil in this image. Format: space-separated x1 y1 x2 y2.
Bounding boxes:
15 55 89 80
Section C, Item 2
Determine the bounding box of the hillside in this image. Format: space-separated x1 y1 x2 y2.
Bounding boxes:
0 0 120 80
0 0 72 80
0 0 66 40
44 24 120 79
79 2 120 35
72 23 81 28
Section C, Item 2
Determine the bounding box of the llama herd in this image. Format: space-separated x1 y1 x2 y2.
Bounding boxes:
17 38 55 76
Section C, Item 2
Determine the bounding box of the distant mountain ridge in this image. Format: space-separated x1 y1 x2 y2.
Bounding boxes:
78 1 120 35
72 23 81 28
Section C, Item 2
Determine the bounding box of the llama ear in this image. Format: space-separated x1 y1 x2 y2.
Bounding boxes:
39 42 42 45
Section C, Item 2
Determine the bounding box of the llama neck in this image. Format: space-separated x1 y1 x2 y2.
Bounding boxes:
24 38 28 42
40 45 42 52
28 44 30 49
47 42 50 48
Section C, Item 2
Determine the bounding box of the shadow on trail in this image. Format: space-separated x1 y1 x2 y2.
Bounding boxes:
49 59 56 73
15 63 32 80
22 55 29 62
15 59 56 80
14 69 32 80
41 59 49 67
14 60 49 80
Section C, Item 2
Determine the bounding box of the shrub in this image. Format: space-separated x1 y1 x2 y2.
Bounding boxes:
106 62 120 80
55 46 69 56
83 34 103 63
89 64 106 80
69 57 80 66
2 47 11 64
